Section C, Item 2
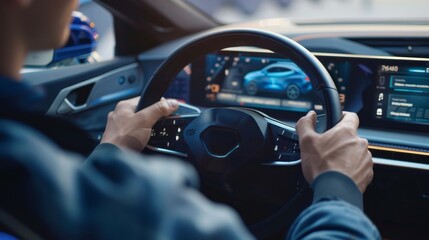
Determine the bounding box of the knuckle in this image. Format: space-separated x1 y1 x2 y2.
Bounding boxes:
347 112 359 122
156 101 169 115
368 158 374 168
117 100 129 108
341 125 356 135
360 138 369 147
295 117 313 135
300 133 317 145
349 112 359 120
369 169 374 182
368 149 373 159
365 151 374 168
343 112 359 127
296 117 306 128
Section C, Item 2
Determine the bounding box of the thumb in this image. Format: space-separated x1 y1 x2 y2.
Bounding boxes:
295 110 317 138
137 98 179 127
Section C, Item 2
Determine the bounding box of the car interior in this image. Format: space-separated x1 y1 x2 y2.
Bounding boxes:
19 0 429 239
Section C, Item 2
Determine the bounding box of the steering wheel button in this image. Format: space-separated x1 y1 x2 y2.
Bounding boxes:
278 129 297 140
176 119 186 125
290 153 301 161
278 153 292 161
163 119 175 126
128 74 137 84
278 153 301 162
164 118 186 126
118 76 126 85
291 133 298 141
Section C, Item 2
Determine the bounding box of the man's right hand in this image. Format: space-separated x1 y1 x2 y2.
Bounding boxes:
295 111 373 192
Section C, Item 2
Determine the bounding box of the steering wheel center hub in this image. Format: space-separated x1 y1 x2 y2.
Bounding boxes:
184 108 268 173
202 127 240 158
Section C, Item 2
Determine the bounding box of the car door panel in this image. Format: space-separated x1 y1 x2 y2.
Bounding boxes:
22 57 144 137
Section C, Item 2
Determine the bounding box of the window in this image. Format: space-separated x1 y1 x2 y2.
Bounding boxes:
267 67 292 73
22 1 115 70
185 0 427 24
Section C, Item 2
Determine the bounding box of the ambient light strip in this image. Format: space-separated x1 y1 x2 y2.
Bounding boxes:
372 157 429 171
369 145 429 157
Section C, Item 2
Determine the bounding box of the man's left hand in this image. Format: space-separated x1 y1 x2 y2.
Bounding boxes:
101 97 179 151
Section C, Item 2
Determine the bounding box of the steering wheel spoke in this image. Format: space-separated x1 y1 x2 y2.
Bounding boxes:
146 103 200 157
264 118 301 165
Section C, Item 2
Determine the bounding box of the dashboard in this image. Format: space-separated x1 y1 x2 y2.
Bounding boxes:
166 49 429 133
133 23 429 237
159 48 429 173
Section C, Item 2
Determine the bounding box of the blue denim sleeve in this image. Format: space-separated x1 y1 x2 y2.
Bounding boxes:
0 120 255 240
287 172 381 240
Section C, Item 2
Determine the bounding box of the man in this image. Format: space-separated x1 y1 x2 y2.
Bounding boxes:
0 0 380 239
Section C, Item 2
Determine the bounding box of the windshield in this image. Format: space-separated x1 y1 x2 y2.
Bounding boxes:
185 0 428 24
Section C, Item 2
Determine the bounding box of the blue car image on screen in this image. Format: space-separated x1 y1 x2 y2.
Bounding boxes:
243 62 312 99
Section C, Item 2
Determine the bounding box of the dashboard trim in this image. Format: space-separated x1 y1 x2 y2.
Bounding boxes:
223 47 429 62
372 157 429 171
264 157 429 171
369 145 429 156
146 146 188 158
263 160 301 166
313 52 429 61
147 144 429 171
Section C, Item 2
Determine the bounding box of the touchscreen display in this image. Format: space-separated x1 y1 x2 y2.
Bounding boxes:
184 51 429 130
375 64 429 125
203 54 316 112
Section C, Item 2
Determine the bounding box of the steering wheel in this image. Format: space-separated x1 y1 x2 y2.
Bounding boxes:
137 29 342 238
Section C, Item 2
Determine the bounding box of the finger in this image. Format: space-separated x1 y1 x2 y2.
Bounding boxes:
125 97 140 109
136 99 179 126
336 111 359 130
115 97 140 112
296 110 317 138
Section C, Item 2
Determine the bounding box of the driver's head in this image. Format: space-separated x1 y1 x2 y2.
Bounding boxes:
0 0 78 51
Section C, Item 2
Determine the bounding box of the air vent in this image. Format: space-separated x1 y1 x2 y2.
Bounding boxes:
348 37 429 58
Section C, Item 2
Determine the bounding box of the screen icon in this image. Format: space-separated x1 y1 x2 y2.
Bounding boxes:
379 76 386 86
211 84 220 93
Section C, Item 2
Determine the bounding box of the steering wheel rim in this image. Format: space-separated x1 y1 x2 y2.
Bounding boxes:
138 28 342 238
137 28 341 129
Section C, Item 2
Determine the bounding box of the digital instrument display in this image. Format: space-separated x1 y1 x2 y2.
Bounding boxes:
182 50 429 131
374 64 429 125
203 53 316 112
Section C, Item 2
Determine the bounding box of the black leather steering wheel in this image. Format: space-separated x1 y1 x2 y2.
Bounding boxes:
137 28 342 238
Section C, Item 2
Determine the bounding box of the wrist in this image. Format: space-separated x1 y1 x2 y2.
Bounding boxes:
101 136 144 152
312 171 363 210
